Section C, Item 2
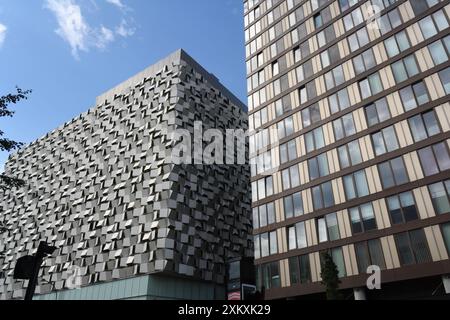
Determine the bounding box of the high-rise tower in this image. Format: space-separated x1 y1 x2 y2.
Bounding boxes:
245 0 450 299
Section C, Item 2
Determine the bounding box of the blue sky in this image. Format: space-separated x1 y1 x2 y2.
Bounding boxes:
0 0 247 169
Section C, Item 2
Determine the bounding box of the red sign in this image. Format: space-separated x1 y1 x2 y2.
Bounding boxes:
228 291 241 300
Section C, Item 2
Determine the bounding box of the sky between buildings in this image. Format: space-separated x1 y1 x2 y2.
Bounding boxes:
0 0 247 169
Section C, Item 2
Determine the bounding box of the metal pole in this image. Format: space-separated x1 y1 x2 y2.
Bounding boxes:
24 254 43 301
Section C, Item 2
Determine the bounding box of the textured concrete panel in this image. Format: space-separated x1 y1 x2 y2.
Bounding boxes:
0 49 252 300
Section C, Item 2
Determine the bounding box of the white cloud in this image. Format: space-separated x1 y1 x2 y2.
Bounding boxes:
97 25 115 48
45 0 135 59
116 19 135 38
45 0 89 58
105 0 125 9
0 23 6 48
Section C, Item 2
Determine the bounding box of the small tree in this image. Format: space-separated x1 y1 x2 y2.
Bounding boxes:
0 87 31 192
320 252 342 300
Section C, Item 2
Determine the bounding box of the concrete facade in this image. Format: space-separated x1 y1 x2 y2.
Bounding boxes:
0 49 252 300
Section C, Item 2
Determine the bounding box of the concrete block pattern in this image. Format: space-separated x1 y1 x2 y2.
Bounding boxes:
0 50 252 300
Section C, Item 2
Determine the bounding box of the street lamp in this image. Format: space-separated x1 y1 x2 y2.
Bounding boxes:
14 241 57 300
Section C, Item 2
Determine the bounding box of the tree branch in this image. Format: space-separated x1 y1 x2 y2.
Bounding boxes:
0 174 25 191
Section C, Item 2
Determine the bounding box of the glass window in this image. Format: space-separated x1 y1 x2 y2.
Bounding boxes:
280 140 297 164
272 61 279 76
367 238 386 269
418 143 450 177
385 36 400 58
270 262 281 288
302 103 321 128
331 247 346 278
270 230 278 255
392 55 419 83
289 254 312 285
348 140 363 165
378 157 409 189
429 180 450 215
318 217 328 243
254 235 261 259
312 185 322 211
378 9 402 35
395 232 414 265
355 241 370 273
392 59 408 83
349 202 377 234
286 165 300 190
317 213 340 243
385 30 410 58
359 78 371 100
254 151 272 175
299 255 311 284
410 0 432 15
402 82 430 111
439 67 450 94
349 27 369 52
326 213 340 241
296 65 304 82
404 55 419 77
343 170 369 200
333 65 344 86
338 140 362 169
293 46 301 63
419 16 437 39
339 0 358 11
288 221 308 250
289 257 299 285
299 86 308 105
442 223 450 255
387 191 419 225
284 194 294 220
429 40 448 65
391 157 409 185
333 113 356 141
338 146 349 169
312 181 335 210
308 153 329 180
433 9 449 31
395 229 432 266
321 50 330 68
360 73 383 99
328 88 350 114
305 127 325 153
256 202 276 228
365 97 391 127
284 192 304 219
261 233 269 257
408 111 440 143
278 116 294 139
372 125 399 156
293 192 304 216
296 222 308 249
355 239 386 273
259 204 268 228
267 202 275 225
369 73 383 95
253 207 259 229
314 13 323 29
413 81 430 106
317 30 327 48
275 99 283 117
